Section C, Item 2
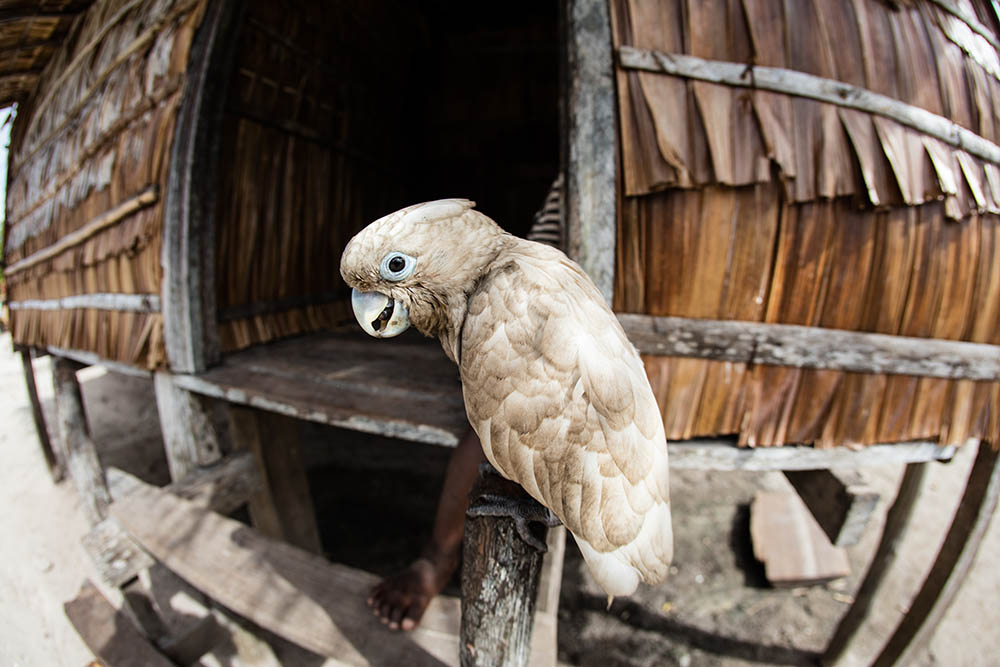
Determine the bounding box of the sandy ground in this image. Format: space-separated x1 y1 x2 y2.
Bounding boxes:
1 330 998 666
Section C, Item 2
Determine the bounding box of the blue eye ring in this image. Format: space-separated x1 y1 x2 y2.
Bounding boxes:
380 252 416 281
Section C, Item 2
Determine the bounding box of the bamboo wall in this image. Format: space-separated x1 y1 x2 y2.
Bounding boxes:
611 0 1000 447
3 0 209 368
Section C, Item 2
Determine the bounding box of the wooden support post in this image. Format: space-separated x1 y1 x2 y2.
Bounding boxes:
153 372 223 481
227 405 322 554
822 462 929 665
871 442 1000 667
784 469 880 546
565 0 618 304
52 357 110 526
461 475 548 667
18 347 62 481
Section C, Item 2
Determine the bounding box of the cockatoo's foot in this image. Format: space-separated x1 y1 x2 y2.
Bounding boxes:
468 461 562 551
466 493 561 551
367 546 458 631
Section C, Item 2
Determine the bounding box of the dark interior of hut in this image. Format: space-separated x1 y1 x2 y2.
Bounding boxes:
212 0 561 353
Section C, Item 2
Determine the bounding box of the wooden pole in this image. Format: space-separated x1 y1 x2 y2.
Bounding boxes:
18 348 62 481
226 405 323 554
51 357 111 526
821 462 929 665
460 473 548 667
871 442 1000 667
153 372 223 481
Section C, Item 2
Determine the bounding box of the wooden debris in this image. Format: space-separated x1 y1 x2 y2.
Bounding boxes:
750 491 850 587
784 469 880 546
64 580 175 667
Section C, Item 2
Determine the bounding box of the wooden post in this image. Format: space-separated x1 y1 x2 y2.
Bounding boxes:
822 462 929 665
460 474 548 667
18 347 63 481
226 405 322 554
52 357 111 526
153 372 223 481
871 442 1000 667
162 0 243 374
564 0 618 304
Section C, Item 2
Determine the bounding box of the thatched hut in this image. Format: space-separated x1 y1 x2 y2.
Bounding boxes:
4 0 1000 454
3 0 1000 663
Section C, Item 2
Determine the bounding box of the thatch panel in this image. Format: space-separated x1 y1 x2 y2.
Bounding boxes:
4 0 208 368
616 178 1000 445
613 0 1000 206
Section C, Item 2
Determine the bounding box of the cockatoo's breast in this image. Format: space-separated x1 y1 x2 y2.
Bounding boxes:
459 240 673 596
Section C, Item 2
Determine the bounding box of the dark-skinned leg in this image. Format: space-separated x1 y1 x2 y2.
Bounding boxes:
367 428 485 630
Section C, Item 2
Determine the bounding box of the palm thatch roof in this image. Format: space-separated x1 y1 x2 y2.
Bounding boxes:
0 1 93 106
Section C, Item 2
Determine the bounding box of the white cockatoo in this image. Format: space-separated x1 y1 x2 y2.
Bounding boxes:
340 199 672 597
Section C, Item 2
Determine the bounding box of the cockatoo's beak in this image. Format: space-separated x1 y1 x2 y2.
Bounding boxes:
351 289 411 338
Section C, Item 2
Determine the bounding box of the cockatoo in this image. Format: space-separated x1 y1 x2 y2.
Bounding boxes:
340 199 672 597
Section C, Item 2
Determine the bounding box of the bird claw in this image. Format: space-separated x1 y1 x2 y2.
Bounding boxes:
466 493 561 552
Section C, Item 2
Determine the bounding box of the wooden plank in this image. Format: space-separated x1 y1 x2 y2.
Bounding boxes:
227 406 322 554
52 357 111 526
153 372 224 481
4 187 158 274
618 313 1000 381
784 469 880 546
18 347 62 480
88 453 262 587
64 579 175 667
822 462 929 665
617 47 1000 165
750 491 850 587
565 0 618 303
44 345 152 378
109 475 554 666
177 331 468 447
872 443 1000 667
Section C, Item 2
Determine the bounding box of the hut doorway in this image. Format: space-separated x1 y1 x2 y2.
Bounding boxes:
207 0 562 361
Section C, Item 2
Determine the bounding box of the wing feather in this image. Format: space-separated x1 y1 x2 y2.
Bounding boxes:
461 241 672 595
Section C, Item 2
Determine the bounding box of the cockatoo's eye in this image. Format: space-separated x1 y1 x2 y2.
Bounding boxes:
380 252 416 281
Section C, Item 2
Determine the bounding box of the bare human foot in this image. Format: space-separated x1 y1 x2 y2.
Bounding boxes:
367 547 458 631
368 428 484 631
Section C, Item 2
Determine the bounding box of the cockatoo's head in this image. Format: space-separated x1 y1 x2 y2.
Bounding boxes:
340 199 508 340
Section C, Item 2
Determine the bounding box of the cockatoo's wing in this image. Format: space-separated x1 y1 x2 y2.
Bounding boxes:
461 243 673 596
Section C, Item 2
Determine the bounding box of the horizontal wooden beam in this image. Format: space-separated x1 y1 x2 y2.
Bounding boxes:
4 186 158 275
617 47 1000 165
618 313 1000 381
8 293 160 312
42 346 152 378
667 440 957 471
